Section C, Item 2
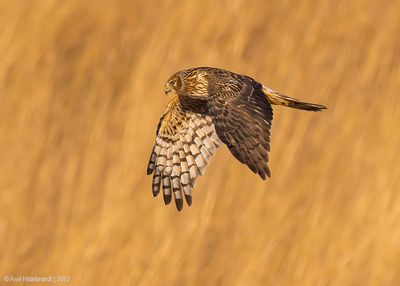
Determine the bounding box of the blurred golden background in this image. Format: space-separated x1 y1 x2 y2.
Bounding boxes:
1 0 400 285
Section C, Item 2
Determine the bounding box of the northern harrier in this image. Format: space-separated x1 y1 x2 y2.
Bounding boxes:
147 67 326 211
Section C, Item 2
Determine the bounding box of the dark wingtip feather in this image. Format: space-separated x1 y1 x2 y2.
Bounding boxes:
266 167 271 178
175 198 183 211
185 195 192 206
152 188 160 197
258 170 266 180
257 164 271 180
163 194 172 205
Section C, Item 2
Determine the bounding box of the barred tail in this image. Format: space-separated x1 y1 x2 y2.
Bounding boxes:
262 86 327 112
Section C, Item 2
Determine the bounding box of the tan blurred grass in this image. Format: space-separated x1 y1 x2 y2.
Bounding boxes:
1 0 400 285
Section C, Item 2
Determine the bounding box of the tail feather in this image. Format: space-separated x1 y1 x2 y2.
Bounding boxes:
262 86 327 112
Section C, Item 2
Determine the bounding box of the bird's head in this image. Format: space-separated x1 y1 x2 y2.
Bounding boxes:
165 69 208 98
165 74 182 96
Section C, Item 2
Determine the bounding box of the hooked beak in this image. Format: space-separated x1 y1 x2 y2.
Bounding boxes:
165 83 173 95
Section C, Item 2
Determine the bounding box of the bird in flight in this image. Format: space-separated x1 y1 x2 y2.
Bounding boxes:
147 67 326 211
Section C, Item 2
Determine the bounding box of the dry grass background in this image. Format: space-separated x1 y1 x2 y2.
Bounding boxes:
0 0 400 285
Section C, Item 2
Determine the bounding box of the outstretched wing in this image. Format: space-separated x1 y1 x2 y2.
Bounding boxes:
147 96 221 211
208 71 273 179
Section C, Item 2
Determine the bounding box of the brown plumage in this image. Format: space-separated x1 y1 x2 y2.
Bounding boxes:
147 67 327 211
